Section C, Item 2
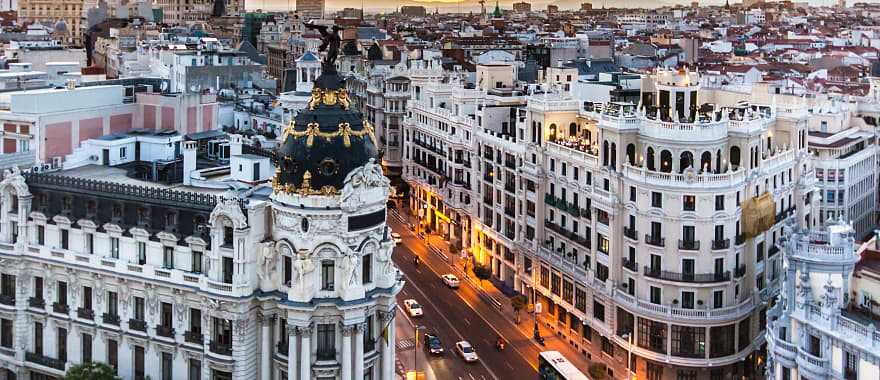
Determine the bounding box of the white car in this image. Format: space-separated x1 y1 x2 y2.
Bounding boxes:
455 341 479 362
403 299 423 317
391 232 402 244
441 274 460 288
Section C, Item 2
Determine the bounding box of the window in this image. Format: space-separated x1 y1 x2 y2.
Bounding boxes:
595 263 608 282
108 339 118 372
57 281 67 305
713 290 723 309
57 327 67 362
651 192 662 208
593 300 605 322
681 291 694 309
37 225 45 245
601 336 614 355
34 322 43 355
0 318 12 348
562 280 573 304
647 362 663 380
189 359 201 380
134 345 145 380
845 351 858 379
709 325 735 358
120 147 128 159
575 288 586 312
672 325 705 358
83 286 92 311
192 251 203 273
61 229 69 250
162 352 173 380
738 317 751 352
630 186 636 202
364 315 375 352
134 297 145 320
189 308 202 334
321 260 334 290
82 333 92 363
110 237 119 259
715 195 725 210
163 247 174 269
317 324 336 360
650 286 661 304
677 369 697 380
362 254 372 284
683 195 695 211
638 318 667 353
34 276 43 301
85 232 94 254
137 242 146 265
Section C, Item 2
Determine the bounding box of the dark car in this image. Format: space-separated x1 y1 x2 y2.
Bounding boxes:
424 333 444 355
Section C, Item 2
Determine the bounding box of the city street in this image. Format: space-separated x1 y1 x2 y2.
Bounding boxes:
388 210 542 380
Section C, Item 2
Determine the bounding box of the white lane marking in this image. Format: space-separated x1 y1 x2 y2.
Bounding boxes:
469 373 476 380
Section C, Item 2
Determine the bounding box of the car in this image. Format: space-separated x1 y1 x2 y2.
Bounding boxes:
423 333 444 355
403 299 423 317
455 341 479 362
441 274 460 288
391 232 402 244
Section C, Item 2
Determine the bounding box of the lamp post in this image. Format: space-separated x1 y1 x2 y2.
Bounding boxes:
413 325 424 375
622 332 634 380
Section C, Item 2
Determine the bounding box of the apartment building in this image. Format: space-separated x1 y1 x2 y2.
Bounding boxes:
17 0 84 46
404 67 819 379
766 220 880 380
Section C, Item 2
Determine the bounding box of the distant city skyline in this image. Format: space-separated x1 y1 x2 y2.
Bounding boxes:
244 0 863 13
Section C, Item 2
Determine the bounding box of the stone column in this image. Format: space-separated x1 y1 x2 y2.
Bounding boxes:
341 324 355 380
260 314 272 380
299 324 312 380
287 324 298 380
381 311 395 380
354 322 365 380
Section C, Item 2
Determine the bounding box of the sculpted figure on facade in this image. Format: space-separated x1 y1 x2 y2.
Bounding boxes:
258 241 280 288
292 249 315 292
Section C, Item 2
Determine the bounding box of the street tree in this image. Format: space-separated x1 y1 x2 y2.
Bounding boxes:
63 362 120 380
472 264 492 288
510 295 528 323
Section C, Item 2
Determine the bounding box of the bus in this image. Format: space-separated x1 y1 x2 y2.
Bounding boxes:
538 351 591 380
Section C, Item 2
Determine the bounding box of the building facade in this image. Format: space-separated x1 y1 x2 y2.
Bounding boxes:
0 55 400 380
765 220 880 380
17 0 84 46
296 0 324 21
403 67 820 379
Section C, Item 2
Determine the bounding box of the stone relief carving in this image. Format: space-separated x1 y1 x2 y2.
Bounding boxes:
341 252 360 287
234 319 248 338
292 249 315 292
258 241 280 286
340 158 390 212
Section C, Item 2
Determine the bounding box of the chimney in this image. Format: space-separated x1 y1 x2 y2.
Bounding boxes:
182 141 198 186
66 79 76 90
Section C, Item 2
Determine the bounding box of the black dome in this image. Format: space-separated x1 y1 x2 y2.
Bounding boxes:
274 71 378 194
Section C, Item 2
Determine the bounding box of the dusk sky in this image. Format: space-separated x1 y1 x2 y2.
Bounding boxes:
244 0 857 13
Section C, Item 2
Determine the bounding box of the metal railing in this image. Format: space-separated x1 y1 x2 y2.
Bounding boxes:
678 239 700 251
128 318 147 332
184 331 203 345
643 266 731 283
644 234 665 247
712 239 730 250
77 308 94 320
209 341 232 356
102 313 120 326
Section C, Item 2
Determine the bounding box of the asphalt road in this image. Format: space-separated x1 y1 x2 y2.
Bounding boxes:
389 213 540 380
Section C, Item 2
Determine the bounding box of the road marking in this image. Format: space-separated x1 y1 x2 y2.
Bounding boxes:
463 318 470 326
505 362 514 370
390 218 540 372
469 373 476 380
397 269 501 380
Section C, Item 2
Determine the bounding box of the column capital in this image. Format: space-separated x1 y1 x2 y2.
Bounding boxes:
340 323 357 337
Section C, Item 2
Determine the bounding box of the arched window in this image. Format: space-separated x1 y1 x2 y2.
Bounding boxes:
549 124 557 141
730 146 741 168
701 151 712 172
610 143 617 168
647 147 656 171
679 151 694 173
660 150 673 173
569 123 577 137
626 144 636 166
715 149 722 173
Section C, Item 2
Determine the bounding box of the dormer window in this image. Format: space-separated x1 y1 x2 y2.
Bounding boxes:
112 204 123 220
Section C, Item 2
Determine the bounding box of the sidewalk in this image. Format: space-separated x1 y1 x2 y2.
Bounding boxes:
390 208 598 374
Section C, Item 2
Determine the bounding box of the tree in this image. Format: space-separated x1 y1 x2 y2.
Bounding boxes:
510 295 528 324
64 362 120 380
588 363 607 380
472 264 492 288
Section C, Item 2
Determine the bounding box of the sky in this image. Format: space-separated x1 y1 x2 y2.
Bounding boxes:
244 0 861 13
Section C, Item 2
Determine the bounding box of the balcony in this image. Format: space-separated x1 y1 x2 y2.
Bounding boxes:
316 349 337 361
712 239 730 250
678 239 700 251
544 220 591 250
128 318 147 332
209 341 232 356
643 266 731 284
734 265 747 278
622 258 637 272
277 340 289 355
644 234 665 247
28 297 45 309
52 302 69 314
544 194 582 218
623 227 637 240
0 294 14 306
25 351 66 371
102 313 120 326
156 325 175 338
77 308 94 320
185 330 204 345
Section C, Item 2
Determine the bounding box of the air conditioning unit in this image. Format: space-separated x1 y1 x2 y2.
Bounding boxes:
89 155 99 161
32 166 41 173
42 164 50 171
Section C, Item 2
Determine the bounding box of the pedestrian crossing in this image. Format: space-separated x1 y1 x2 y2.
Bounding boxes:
396 338 416 351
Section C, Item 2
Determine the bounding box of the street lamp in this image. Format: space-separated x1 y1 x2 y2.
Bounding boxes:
413 325 425 374
622 333 634 380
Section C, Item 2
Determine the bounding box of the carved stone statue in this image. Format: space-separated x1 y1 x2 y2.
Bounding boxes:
258 242 278 282
304 22 342 72
341 252 359 287
292 249 315 292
